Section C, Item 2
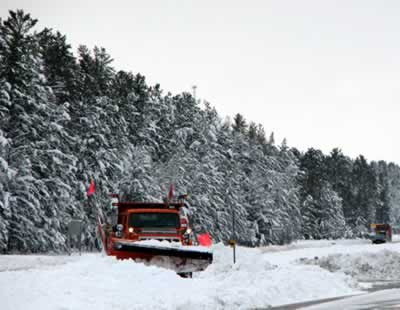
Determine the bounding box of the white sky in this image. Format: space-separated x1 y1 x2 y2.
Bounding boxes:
1 0 400 164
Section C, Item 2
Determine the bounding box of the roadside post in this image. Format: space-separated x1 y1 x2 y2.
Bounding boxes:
67 219 83 255
231 203 236 264
225 149 237 264
229 239 236 263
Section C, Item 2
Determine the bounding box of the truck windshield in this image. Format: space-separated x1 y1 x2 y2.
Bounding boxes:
129 213 179 228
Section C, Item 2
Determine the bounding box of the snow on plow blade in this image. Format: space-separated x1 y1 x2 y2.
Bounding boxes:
112 240 213 273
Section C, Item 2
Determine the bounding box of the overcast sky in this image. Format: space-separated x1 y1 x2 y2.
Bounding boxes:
1 0 400 163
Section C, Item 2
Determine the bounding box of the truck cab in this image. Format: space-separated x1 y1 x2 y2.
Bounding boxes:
96 198 212 274
113 202 192 245
370 223 392 244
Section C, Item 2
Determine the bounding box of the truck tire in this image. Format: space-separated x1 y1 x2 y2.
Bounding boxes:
177 272 193 278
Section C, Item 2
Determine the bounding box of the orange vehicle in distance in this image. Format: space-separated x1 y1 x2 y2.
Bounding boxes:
370 223 392 244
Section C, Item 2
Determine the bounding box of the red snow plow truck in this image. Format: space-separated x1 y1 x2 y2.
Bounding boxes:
96 195 213 276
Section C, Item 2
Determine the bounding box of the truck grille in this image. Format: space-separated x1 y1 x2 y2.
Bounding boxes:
141 227 177 233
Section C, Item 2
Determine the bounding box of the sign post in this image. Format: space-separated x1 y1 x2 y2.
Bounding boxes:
231 205 236 264
67 219 83 255
229 239 236 264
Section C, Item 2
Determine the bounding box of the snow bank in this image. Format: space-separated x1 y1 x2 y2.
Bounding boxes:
265 238 371 252
0 243 359 310
197 244 357 307
300 250 400 281
0 254 77 272
5 237 400 309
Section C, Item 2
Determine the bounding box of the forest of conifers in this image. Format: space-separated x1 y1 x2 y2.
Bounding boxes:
0 10 399 253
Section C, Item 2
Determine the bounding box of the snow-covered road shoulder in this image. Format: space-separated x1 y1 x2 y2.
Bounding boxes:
0 254 78 272
1 237 399 310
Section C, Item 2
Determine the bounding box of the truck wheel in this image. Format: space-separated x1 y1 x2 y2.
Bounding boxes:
178 272 192 278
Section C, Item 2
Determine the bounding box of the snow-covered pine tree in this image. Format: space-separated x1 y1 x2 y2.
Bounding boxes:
75 45 115 112
298 148 327 238
387 163 400 226
232 113 247 135
301 195 318 239
0 129 10 252
372 161 391 224
299 148 327 201
171 104 225 240
0 29 11 252
71 94 132 248
0 10 64 252
274 143 302 243
256 124 267 146
1 9 398 252
38 28 79 104
36 100 79 251
350 155 378 235
247 122 257 142
244 140 276 246
319 183 346 239
119 146 158 202
325 148 353 227
299 148 351 239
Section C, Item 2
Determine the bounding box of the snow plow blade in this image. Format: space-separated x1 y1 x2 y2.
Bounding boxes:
113 241 212 260
112 241 213 273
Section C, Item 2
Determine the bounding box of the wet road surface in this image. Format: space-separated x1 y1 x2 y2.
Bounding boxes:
270 281 400 310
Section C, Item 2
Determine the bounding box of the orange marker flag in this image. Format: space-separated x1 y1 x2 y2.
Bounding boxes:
197 233 212 247
86 180 95 197
168 183 174 201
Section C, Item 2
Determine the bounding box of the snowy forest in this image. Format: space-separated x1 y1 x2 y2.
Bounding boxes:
1 10 400 253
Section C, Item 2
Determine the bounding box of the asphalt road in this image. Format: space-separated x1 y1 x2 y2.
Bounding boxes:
270 281 400 310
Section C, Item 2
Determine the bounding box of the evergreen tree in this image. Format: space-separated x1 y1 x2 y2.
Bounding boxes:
299 148 349 239
0 129 10 252
301 195 318 239
0 10 56 251
373 161 391 224
1 9 398 252
111 70 135 102
1 10 83 251
119 147 157 202
76 45 114 100
37 28 79 103
0 10 38 99
248 121 257 142
387 163 400 225
232 113 247 134
256 124 267 145
268 132 275 146
325 148 353 223
319 184 346 239
299 148 327 200
350 155 378 232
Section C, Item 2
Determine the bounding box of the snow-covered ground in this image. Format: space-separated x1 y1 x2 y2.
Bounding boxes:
1 236 399 310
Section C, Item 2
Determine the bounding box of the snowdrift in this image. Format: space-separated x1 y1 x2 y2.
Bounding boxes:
2 237 400 309
300 249 400 282
0 243 359 310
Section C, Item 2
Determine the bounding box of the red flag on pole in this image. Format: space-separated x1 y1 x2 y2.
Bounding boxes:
168 183 174 201
197 233 212 247
86 180 95 197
